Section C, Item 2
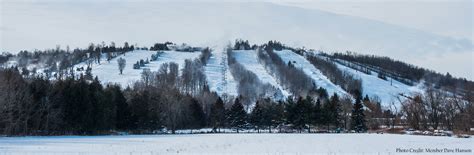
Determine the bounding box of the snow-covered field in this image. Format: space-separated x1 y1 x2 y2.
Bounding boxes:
0 134 471 155
232 50 291 97
75 50 201 87
275 50 349 97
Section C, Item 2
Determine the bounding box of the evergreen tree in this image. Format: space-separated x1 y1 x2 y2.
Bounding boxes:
318 87 329 99
312 98 323 128
227 98 247 133
128 90 152 130
363 95 370 103
271 101 285 133
189 98 206 131
329 93 342 129
294 96 313 132
322 99 332 130
89 77 107 132
284 97 297 127
209 97 226 132
351 95 367 132
250 101 264 133
292 96 313 132
107 85 130 130
303 96 314 132
84 66 93 81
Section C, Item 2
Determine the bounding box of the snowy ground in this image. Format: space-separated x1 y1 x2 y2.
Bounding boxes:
0 134 471 155
204 49 238 97
274 50 349 97
74 50 201 87
232 50 291 97
333 59 424 107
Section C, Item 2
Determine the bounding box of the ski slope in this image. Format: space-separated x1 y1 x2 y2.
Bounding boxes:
275 50 349 97
1 134 471 155
232 50 291 98
204 49 238 97
75 50 201 87
333 60 424 106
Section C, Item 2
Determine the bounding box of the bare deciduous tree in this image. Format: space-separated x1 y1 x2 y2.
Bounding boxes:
117 57 126 74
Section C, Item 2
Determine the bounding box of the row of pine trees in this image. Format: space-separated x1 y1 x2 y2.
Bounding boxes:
217 93 367 133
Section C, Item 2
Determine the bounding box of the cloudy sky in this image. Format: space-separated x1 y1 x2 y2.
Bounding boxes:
1 0 473 79
279 0 473 40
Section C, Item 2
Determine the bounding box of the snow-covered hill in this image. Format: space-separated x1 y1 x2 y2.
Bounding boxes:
74 50 201 86
331 59 424 107
64 48 425 107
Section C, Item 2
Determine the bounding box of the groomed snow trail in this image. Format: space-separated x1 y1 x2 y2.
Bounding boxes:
232 50 291 98
333 60 424 107
275 50 349 97
204 48 238 97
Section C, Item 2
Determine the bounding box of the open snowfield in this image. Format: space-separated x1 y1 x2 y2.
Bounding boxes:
274 50 349 97
0 134 472 155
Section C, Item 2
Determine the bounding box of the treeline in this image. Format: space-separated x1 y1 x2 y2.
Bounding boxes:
0 53 13 66
328 52 474 96
233 39 258 50
150 42 203 52
0 65 214 135
330 52 424 81
0 47 214 135
0 66 372 135
0 68 127 135
222 92 368 133
304 53 363 97
2 42 136 79
258 41 316 96
401 87 474 132
150 42 173 51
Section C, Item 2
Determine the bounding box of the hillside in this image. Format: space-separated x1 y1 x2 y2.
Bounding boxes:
73 50 201 87
1 41 473 139
332 59 424 106
1 43 465 108
90 49 420 106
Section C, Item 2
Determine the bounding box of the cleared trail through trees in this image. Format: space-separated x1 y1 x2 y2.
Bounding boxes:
204 46 238 97
232 50 290 99
274 50 349 97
